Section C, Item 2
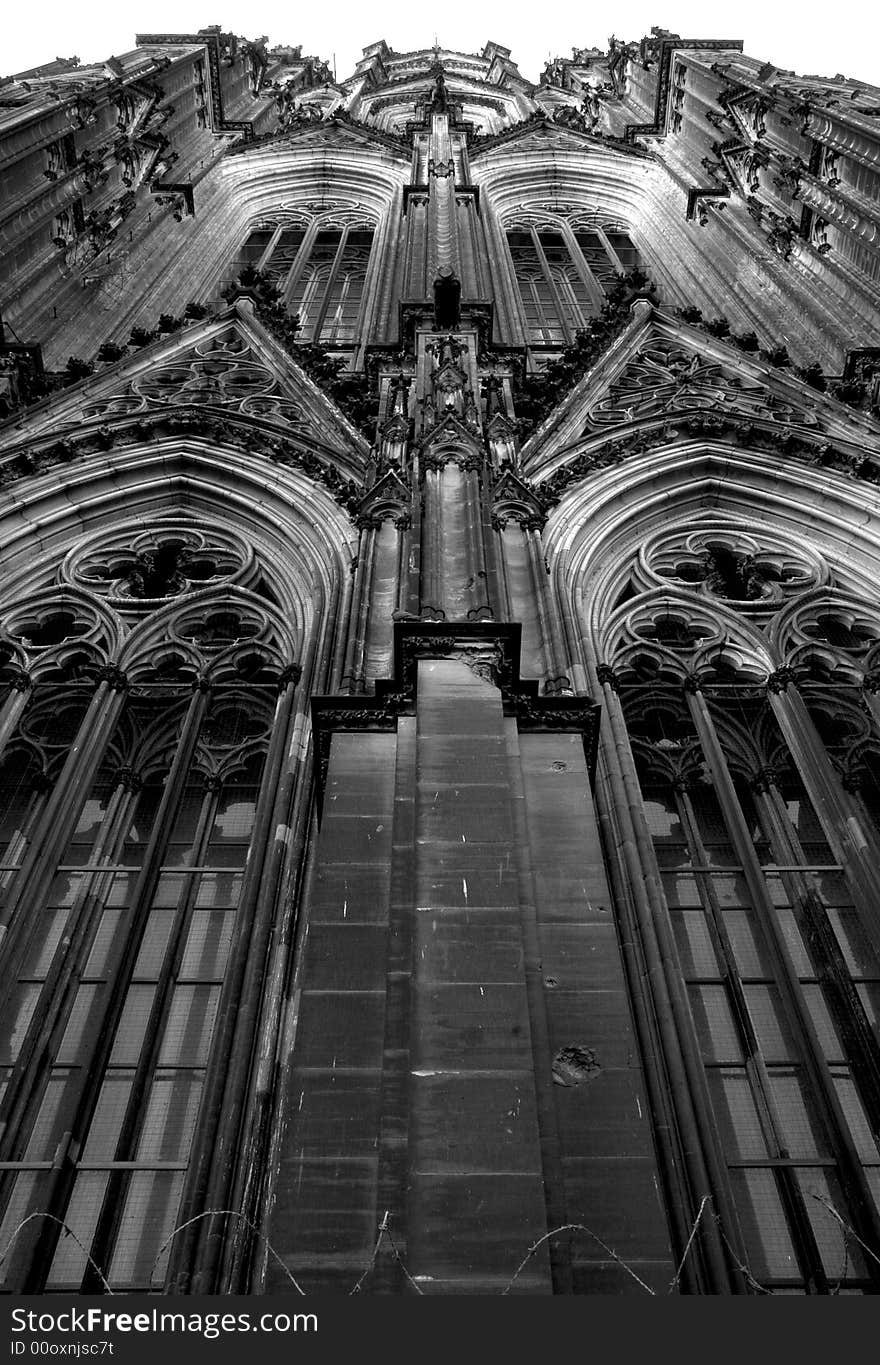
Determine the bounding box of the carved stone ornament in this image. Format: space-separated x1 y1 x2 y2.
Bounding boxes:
583 340 817 433
79 326 307 429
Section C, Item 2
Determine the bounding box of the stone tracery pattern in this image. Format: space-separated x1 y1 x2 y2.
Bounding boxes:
586 341 821 431
586 505 880 1293
80 328 307 429
635 521 825 612
64 522 255 606
0 497 323 1293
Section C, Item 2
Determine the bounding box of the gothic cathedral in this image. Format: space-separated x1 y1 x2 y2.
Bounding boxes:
1 27 880 1295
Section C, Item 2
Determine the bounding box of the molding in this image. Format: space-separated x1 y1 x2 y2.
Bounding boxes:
623 39 744 143
311 621 601 803
136 31 256 138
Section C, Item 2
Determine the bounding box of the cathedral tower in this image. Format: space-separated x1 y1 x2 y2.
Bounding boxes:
0 27 880 1294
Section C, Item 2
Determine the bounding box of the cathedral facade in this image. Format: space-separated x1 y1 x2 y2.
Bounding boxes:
0 27 880 1295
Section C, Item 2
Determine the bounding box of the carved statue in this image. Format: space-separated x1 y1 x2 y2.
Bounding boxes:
812 217 832 254
773 153 805 197
541 58 566 87
765 210 798 260
274 88 324 131
428 66 450 115
388 372 411 418
483 374 506 420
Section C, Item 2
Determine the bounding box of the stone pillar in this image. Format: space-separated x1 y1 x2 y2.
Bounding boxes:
406 658 551 1292
264 629 671 1294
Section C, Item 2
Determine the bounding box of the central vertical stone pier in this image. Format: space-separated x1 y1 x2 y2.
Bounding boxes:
408 657 551 1292
264 625 673 1294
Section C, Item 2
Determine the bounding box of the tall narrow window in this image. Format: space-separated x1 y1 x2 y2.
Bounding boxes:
507 230 562 342
0 541 302 1293
289 227 375 343
0 673 278 1291
506 217 639 346
225 216 376 346
627 682 880 1291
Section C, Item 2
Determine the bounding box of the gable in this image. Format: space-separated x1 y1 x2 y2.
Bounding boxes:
0 304 372 484
522 307 880 487
470 117 652 163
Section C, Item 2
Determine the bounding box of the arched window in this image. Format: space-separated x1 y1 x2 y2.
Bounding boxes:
0 527 304 1292
506 214 640 347
226 213 376 347
595 518 880 1292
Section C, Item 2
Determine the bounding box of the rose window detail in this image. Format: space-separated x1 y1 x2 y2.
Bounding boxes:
63 522 254 605
639 519 824 613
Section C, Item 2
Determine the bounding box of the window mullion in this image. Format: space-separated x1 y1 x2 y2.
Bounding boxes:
767 680 880 947
169 676 299 1295
685 683 880 1287
531 228 571 343
561 221 603 314
757 779 880 1138
594 223 624 274
0 775 135 1168
312 226 349 341
283 220 319 310
258 223 284 272
80 779 220 1292
0 680 125 994
0 681 32 768
0 780 49 897
5 684 211 1293
676 784 831 1293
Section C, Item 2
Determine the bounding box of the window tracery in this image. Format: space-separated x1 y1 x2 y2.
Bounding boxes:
636 523 824 614
227 208 378 347
64 523 254 607
80 328 307 429
595 512 880 1292
0 519 306 1292
503 209 639 346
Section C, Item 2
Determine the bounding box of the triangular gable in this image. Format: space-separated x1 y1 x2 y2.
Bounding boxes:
229 116 410 161
522 306 880 484
0 303 372 482
357 468 410 523
417 412 483 458
470 116 652 162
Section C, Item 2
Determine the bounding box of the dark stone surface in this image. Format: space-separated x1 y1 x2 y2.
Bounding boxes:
414 915 525 982
294 990 387 1070
309 864 391 923
412 982 535 1071
267 660 672 1293
410 1072 542 1172
316 813 392 864
286 1069 383 1155
406 1172 550 1280
302 924 390 990
561 1156 673 1260
417 735 509 785
519 731 674 1282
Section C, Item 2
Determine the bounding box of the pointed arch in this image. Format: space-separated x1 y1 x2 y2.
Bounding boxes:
540 441 880 1294
0 435 354 1292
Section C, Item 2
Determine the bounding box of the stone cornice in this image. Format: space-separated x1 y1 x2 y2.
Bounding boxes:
469 113 654 161
0 407 364 516
311 621 601 803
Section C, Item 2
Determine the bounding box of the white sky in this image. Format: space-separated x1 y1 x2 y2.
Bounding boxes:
4 0 879 85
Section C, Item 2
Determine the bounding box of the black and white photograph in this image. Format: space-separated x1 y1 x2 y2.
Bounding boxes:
0 0 878 1338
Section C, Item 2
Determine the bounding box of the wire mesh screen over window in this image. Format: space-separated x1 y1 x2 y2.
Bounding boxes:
0 683 271 1291
629 684 880 1293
